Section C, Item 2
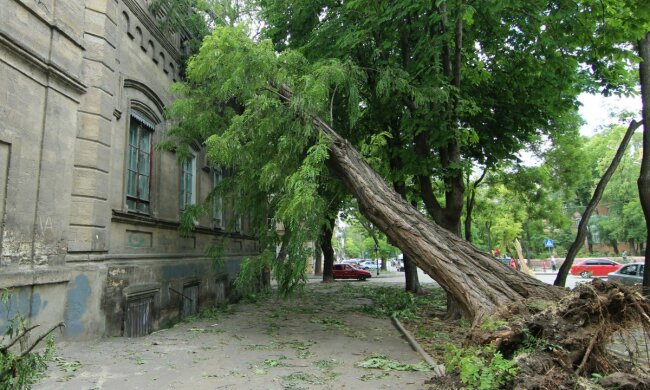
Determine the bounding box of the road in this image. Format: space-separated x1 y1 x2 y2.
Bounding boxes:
360 269 591 290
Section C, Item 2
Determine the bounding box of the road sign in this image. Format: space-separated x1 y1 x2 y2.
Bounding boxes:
544 239 554 248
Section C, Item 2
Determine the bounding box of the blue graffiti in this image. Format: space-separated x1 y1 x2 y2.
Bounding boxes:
64 274 91 338
0 288 43 333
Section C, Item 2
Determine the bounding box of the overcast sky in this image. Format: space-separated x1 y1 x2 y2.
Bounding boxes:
578 93 642 136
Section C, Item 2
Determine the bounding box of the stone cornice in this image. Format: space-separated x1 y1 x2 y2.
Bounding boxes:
14 0 85 50
122 0 182 63
0 31 86 97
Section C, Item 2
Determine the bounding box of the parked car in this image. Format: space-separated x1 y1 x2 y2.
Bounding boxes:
359 261 379 270
570 259 622 278
333 264 372 281
608 262 644 286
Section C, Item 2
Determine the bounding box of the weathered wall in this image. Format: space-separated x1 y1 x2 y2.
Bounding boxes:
0 0 257 340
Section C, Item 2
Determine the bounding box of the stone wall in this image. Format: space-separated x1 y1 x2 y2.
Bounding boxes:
0 0 254 339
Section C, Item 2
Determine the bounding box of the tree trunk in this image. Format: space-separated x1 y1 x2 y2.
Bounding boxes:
612 240 619 255
486 221 492 253
392 185 422 294
630 239 637 256
639 32 650 296
310 117 562 323
403 253 423 294
320 217 335 283
464 166 488 243
314 243 323 276
554 119 642 287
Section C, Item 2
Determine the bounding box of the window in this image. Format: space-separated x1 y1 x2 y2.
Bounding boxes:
620 265 639 275
180 156 196 210
126 117 152 214
234 213 242 233
212 169 223 229
233 189 242 233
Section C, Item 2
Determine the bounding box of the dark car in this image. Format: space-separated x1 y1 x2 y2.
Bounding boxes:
570 259 622 278
608 262 644 286
333 264 372 281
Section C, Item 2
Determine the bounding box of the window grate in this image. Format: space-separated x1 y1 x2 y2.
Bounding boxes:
125 295 154 337
181 284 199 319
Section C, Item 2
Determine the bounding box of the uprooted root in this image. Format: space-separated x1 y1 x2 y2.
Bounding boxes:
469 279 650 389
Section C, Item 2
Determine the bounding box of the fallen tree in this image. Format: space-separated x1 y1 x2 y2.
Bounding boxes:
273 86 566 325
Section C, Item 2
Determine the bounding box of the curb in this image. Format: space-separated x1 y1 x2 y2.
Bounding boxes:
391 315 445 377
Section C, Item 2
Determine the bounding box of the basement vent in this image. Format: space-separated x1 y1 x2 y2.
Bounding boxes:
125 294 154 337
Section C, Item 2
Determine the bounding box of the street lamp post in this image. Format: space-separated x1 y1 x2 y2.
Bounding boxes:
374 244 379 276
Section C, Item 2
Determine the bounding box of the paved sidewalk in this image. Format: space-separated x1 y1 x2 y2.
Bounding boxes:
36 283 434 390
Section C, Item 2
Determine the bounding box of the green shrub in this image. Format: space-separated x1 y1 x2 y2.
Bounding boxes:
444 344 517 389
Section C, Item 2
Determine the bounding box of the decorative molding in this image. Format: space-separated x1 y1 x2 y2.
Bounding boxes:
121 0 182 63
111 209 256 240
114 108 123 120
124 78 166 116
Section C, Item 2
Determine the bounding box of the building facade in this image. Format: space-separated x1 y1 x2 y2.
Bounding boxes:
0 0 255 339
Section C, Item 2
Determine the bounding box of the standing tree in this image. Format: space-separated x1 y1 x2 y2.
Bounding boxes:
639 32 650 293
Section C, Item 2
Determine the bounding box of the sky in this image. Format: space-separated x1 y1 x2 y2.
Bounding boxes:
578 93 643 136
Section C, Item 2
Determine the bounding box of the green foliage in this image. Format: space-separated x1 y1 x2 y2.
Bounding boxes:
357 354 431 372
1 289 57 389
356 286 446 321
479 318 508 331
444 344 518 390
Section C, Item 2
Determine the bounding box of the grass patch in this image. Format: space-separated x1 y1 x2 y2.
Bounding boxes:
354 286 446 321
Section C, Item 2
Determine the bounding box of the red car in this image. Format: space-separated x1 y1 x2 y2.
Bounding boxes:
333 264 372 281
570 259 622 278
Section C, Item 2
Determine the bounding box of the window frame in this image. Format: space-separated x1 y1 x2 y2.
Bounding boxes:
211 167 223 230
179 154 197 211
126 115 154 215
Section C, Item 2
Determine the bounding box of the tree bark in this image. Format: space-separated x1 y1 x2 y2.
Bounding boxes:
310 117 562 323
320 216 335 283
403 253 423 294
554 119 642 287
465 165 488 243
314 243 323 276
639 32 650 296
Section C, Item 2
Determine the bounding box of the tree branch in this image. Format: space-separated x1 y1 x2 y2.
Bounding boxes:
19 322 65 358
0 324 41 353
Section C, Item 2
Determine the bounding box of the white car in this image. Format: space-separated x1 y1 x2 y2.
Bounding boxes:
360 261 380 270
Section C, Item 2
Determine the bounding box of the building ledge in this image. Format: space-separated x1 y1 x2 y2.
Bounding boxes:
0 267 70 289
